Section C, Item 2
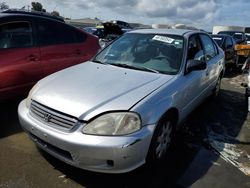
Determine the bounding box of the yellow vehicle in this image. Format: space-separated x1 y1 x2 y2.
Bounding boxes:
236 44 250 111
235 44 250 66
235 44 250 57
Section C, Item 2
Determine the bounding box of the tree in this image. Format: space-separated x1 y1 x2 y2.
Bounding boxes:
31 2 46 12
51 11 60 17
0 2 9 10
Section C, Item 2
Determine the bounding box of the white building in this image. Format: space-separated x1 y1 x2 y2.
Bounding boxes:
213 25 245 34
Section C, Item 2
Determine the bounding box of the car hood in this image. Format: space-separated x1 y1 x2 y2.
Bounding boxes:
32 62 174 121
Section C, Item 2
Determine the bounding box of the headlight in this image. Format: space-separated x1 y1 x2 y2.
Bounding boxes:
82 112 141 136
26 84 38 108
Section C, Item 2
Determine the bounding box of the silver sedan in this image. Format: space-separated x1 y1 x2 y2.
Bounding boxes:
18 29 224 173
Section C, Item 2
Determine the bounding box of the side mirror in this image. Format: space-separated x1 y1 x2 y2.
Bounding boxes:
186 59 207 74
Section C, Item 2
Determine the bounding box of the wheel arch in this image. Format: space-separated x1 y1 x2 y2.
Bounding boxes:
145 107 179 163
158 107 179 129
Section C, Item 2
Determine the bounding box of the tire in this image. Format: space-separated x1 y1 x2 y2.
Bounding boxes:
147 116 175 163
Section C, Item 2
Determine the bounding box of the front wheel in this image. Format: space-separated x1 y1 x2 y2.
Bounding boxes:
147 117 175 163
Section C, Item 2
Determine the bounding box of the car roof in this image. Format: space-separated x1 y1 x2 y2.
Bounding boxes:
129 29 196 36
0 9 64 22
212 34 232 38
218 31 244 34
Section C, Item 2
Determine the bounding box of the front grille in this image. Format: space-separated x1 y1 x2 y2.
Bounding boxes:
30 101 78 130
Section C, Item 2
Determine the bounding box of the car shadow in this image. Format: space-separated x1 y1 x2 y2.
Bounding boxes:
0 97 25 138
39 85 248 188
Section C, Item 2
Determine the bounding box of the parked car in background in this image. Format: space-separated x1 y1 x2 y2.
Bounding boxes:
82 26 97 34
19 29 224 173
96 22 124 48
246 34 250 45
83 26 105 39
0 9 100 101
110 20 132 29
212 34 237 69
218 31 247 44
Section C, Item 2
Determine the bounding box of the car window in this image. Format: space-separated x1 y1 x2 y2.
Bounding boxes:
37 19 82 46
233 33 243 41
187 35 205 61
212 36 223 47
0 21 33 49
225 37 233 48
94 33 184 75
199 34 217 61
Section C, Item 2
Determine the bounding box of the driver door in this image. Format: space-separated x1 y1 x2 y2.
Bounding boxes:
179 34 207 120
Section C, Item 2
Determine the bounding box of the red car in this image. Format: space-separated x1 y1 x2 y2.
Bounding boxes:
0 10 100 101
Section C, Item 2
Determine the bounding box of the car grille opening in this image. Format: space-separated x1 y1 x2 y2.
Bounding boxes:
29 132 73 161
30 100 78 130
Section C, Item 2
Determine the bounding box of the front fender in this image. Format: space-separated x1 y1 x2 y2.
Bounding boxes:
132 92 174 127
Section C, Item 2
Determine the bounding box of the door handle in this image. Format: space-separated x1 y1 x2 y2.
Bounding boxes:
28 54 39 61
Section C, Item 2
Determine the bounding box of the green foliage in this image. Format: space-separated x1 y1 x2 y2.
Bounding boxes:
31 2 46 12
0 2 9 10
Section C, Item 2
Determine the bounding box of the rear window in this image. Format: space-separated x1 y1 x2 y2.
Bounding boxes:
37 19 86 46
0 21 33 49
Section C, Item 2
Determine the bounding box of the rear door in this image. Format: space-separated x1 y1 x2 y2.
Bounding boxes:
36 18 80 76
0 19 42 99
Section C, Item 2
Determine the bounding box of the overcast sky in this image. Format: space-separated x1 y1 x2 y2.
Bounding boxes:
6 0 250 31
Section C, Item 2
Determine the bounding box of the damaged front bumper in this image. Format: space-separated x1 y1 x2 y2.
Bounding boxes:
18 100 155 173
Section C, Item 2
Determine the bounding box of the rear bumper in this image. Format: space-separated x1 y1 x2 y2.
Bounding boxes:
18 100 156 173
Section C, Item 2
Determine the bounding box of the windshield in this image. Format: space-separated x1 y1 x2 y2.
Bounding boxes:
94 33 184 75
233 33 243 40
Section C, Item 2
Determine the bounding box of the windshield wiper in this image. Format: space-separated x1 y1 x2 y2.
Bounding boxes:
136 65 160 73
109 63 159 73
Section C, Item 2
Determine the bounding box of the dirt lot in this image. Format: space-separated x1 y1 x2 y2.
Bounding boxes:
0 73 250 188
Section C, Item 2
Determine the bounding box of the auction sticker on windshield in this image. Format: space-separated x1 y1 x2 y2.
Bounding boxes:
152 35 175 44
